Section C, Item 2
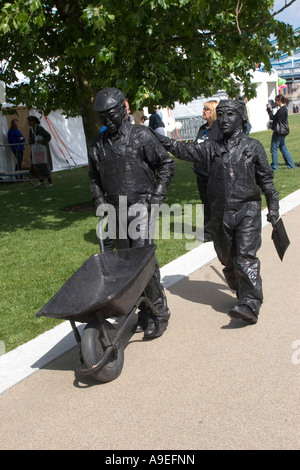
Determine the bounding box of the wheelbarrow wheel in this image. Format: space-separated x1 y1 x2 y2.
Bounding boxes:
81 320 124 383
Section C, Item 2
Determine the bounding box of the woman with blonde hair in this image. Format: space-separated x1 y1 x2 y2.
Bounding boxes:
194 100 223 241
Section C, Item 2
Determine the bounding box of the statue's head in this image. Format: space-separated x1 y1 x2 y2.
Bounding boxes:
216 98 248 135
94 87 127 135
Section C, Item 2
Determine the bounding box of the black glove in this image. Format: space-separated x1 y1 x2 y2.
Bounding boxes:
267 210 279 224
95 198 108 217
150 183 166 206
265 191 279 224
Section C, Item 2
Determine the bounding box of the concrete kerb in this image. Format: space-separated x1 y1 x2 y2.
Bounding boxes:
1 188 300 395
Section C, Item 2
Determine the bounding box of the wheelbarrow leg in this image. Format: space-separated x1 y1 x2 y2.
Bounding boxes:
69 320 85 365
97 314 112 346
70 320 81 344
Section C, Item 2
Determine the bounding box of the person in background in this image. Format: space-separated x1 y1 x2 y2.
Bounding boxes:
194 100 223 242
7 119 25 177
125 98 135 124
141 115 149 126
27 115 53 187
266 94 295 170
244 97 252 135
149 106 165 135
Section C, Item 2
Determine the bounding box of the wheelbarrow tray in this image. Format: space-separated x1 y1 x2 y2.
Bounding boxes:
36 244 157 323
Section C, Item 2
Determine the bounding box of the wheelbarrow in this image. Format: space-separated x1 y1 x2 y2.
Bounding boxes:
36 243 166 383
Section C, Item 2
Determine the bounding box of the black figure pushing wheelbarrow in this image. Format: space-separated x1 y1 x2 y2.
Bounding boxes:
37 88 175 383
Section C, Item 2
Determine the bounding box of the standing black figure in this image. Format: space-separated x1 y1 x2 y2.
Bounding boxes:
156 98 279 325
89 88 175 338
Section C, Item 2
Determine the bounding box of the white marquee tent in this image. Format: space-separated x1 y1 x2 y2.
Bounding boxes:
246 69 279 133
0 105 88 174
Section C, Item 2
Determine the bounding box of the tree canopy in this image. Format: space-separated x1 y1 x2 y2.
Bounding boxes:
0 0 299 142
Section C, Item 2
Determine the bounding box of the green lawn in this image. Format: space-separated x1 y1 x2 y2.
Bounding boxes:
1 114 300 352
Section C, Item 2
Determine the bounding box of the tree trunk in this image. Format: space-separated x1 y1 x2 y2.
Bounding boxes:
80 97 101 150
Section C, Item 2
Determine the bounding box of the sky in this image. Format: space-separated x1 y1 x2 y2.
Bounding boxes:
273 0 300 28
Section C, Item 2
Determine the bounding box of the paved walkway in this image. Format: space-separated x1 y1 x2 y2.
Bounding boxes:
0 191 299 450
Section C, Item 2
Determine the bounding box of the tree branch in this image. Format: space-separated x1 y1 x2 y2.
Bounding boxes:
271 0 297 20
195 0 298 37
235 0 243 35
249 0 297 30
156 0 298 47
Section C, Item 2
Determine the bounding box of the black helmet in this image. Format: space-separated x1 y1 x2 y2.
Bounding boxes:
94 87 125 113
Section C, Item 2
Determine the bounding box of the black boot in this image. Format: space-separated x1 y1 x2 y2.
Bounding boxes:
143 308 170 339
228 304 258 324
132 310 149 333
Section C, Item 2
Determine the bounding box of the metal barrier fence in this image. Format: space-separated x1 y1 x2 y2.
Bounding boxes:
0 142 31 181
173 116 205 141
0 142 29 170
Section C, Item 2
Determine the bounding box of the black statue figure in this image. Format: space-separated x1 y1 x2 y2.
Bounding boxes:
89 87 175 338
156 98 279 325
